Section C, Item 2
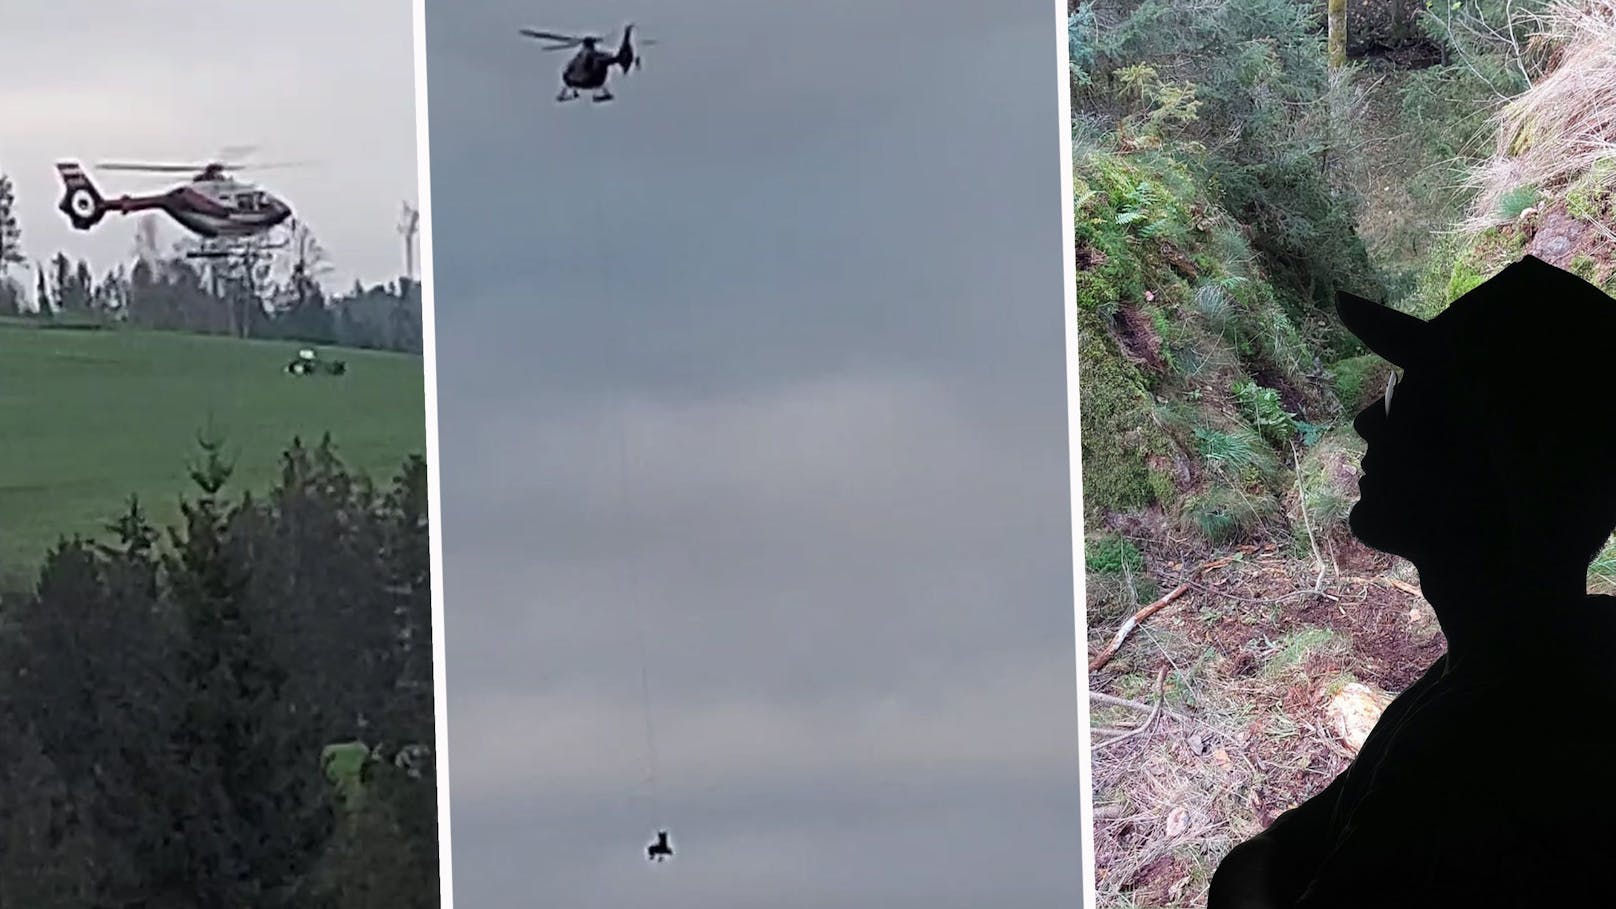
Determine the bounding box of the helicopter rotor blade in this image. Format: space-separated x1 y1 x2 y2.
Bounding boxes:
95 162 205 173
231 160 314 171
96 157 310 174
519 29 583 45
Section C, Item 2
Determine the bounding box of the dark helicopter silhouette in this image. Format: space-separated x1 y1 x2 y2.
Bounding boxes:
519 24 656 103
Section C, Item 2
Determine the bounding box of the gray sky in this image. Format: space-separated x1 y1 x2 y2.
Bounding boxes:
0 0 418 291
425 1 1082 906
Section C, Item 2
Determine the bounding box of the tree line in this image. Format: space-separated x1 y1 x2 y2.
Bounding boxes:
0 435 439 907
0 172 422 355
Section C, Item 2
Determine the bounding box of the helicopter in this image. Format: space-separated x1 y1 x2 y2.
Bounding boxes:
55 158 295 257
519 24 656 102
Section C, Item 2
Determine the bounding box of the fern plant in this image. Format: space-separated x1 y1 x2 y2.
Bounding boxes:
1232 380 1297 445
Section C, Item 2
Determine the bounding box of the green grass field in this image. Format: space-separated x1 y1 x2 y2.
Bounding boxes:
0 319 427 584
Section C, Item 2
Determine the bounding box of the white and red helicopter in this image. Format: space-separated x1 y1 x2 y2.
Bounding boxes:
54 156 296 257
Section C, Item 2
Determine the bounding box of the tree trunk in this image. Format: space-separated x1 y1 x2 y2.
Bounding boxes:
1328 0 1347 69
1441 0 1450 66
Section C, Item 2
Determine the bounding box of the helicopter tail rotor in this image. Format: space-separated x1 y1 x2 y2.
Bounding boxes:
617 24 656 73
617 23 636 73
54 162 107 231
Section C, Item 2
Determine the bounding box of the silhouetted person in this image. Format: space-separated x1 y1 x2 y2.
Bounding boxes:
1207 255 1616 908
648 829 672 862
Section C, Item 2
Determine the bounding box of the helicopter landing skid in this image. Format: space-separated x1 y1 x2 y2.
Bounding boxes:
186 239 285 260
554 88 612 103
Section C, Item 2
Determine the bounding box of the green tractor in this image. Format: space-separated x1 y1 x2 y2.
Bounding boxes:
286 347 347 377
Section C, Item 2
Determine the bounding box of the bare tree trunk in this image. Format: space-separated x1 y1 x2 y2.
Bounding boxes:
1441 0 1450 66
1328 0 1348 69
1323 0 1349 187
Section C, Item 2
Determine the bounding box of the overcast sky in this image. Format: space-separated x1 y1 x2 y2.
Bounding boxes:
425 1 1082 906
0 0 418 292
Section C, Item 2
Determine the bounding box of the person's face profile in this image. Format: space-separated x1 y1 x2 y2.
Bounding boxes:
1349 367 1489 560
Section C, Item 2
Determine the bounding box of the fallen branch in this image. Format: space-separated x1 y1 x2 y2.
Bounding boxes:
1088 555 1245 673
1339 575 1423 598
1291 441 1328 593
1087 689 1195 726
1088 583 1192 672
1087 690 1159 712
1183 578 1334 607
1093 667 1168 752
1093 725 1139 737
1386 578 1422 597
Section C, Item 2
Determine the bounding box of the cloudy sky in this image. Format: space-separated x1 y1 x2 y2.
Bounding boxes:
0 1 419 291
425 1 1082 906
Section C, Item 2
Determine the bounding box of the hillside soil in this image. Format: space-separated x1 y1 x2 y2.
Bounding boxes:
1086 524 1445 907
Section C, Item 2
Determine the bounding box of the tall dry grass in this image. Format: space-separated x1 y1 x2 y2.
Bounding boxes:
1464 0 1616 230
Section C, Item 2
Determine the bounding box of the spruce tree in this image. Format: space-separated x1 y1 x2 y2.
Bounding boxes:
0 174 22 273
164 434 334 907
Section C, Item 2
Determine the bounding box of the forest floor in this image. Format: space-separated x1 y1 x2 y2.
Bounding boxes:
1084 513 1447 907
1083 55 1463 909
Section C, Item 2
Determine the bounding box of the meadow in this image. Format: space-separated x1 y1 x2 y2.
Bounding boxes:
0 318 427 583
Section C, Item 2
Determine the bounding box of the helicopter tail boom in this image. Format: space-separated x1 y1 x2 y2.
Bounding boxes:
55 162 107 230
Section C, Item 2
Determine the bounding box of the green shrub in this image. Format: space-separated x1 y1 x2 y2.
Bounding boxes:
1566 156 1616 222
1183 485 1275 544
1329 354 1390 413
1195 427 1264 471
1086 534 1147 575
1069 5 1099 86
1193 281 1235 334
1495 185 1540 221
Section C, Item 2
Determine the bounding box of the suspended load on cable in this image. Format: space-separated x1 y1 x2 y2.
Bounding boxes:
647 829 673 862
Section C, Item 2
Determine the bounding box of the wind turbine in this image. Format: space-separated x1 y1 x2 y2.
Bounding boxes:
398 201 420 282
